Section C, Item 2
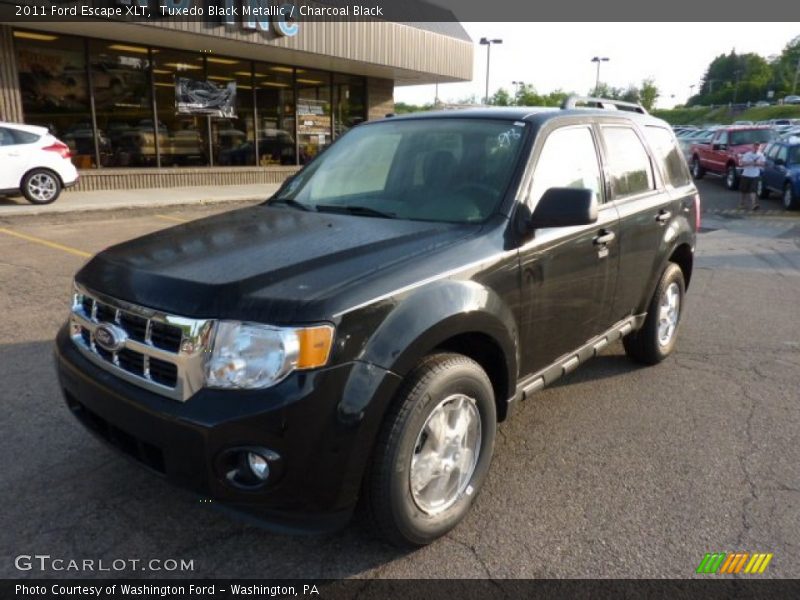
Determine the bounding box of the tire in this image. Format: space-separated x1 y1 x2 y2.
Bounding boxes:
757 178 770 199
783 183 800 211
623 263 686 365
691 156 705 179
725 165 739 190
21 169 61 205
365 353 496 548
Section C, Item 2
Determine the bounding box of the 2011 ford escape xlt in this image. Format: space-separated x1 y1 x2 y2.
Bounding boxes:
56 97 698 547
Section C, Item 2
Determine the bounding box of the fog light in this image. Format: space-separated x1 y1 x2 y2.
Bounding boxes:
247 452 270 481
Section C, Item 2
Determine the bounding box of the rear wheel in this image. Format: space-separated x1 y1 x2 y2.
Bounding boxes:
691 157 705 179
783 183 800 210
21 169 61 204
725 165 739 190
624 263 685 365
365 353 496 547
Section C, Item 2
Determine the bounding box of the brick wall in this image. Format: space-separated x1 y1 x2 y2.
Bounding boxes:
70 166 299 192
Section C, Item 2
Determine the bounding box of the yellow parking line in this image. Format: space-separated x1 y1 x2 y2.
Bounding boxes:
0 227 91 258
155 214 188 223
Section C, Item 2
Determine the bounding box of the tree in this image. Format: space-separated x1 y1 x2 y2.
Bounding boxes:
639 78 659 111
489 88 512 106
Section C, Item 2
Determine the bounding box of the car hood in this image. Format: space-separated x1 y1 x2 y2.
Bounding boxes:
75 205 477 323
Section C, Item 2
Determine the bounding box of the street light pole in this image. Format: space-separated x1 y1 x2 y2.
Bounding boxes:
480 37 503 104
591 56 609 96
512 80 524 103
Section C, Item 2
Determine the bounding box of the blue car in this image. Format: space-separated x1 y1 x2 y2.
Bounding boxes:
758 139 800 210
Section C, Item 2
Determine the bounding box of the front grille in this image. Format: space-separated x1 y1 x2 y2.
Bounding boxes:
69 285 214 402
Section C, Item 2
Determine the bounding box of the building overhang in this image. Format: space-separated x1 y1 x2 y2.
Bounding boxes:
14 19 473 85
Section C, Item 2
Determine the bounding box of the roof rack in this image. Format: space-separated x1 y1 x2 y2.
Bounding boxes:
561 95 648 115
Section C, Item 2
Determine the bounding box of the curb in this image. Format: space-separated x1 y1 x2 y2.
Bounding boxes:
0 194 267 220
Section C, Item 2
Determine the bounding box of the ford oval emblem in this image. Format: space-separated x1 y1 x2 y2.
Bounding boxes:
94 323 127 352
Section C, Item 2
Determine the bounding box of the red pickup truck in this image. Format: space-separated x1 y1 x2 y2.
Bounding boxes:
689 126 776 189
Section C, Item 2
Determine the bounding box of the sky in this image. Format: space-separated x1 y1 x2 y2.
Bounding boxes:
395 23 800 109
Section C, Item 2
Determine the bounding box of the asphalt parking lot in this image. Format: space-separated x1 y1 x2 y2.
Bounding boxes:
1 178 798 579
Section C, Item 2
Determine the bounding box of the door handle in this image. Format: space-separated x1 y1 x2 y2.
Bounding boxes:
593 230 616 245
656 209 672 223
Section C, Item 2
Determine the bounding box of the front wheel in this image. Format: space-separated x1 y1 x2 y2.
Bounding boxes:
365 353 496 547
725 165 739 190
623 263 686 365
21 169 61 204
783 183 800 210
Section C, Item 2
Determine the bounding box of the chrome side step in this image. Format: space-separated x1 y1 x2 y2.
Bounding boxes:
516 314 646 400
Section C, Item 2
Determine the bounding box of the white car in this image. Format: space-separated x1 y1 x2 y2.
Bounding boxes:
0 122 79 204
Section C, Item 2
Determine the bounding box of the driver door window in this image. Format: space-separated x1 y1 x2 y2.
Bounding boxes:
528 126 603 209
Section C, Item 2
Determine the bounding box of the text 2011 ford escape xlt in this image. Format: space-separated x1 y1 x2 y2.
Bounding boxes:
56 97 698 547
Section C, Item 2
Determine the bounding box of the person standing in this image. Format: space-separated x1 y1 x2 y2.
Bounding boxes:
739 143 766 210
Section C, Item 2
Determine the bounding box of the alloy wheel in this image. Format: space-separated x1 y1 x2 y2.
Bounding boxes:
409 393 482 516
657 282 681 347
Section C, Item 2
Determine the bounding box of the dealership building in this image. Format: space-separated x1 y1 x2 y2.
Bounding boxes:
0 10 472 190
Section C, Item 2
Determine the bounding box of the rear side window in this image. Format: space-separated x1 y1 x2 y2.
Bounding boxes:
11 129 40 144
644 126 692 187
601 126 655 199
528 126 603 207
0 128 16 146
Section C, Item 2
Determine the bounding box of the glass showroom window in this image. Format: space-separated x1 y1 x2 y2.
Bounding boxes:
14 30 94 167
206 55 255 166
333 74 366 138
152 49 209 167
254 64 296 166
89 40 155 167
297 69 332 164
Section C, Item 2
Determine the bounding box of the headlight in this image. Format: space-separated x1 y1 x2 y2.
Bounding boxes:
205 321 334 389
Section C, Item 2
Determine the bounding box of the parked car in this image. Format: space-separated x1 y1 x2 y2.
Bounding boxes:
782 95 800 105
757 139 800 210
56 98 698 547
690 125 776 189
754 101 771 107
0 121 78 204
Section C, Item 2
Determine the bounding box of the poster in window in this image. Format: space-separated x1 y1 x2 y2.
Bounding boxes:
175 77 236 118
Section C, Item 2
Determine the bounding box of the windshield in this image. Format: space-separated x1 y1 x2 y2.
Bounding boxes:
274 118 527 223
730 129 775 145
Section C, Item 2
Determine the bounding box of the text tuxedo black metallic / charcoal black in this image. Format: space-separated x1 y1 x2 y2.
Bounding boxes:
56 97 698 546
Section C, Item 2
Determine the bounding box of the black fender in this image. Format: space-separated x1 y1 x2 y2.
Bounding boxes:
360 279 519 398
637 217 695 315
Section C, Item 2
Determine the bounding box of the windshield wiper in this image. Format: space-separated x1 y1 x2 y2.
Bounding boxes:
270 198 313 211
315 204 397 219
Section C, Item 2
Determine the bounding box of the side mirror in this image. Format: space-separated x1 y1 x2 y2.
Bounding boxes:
529 187 598 229
712 143 725 151
775 158 786 166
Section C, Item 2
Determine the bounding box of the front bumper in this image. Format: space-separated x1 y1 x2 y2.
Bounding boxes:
55 325 402 533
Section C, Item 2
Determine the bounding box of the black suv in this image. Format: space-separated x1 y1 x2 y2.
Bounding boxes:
56 97 698 547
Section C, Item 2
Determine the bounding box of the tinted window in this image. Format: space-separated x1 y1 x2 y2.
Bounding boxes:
776 146 788 163
0 128 17 146
789 146 800 164
644 126 691 187
601 126 655 199
730 129 775 145
277 119 526 224
528 126 602 207
11 129 40 144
